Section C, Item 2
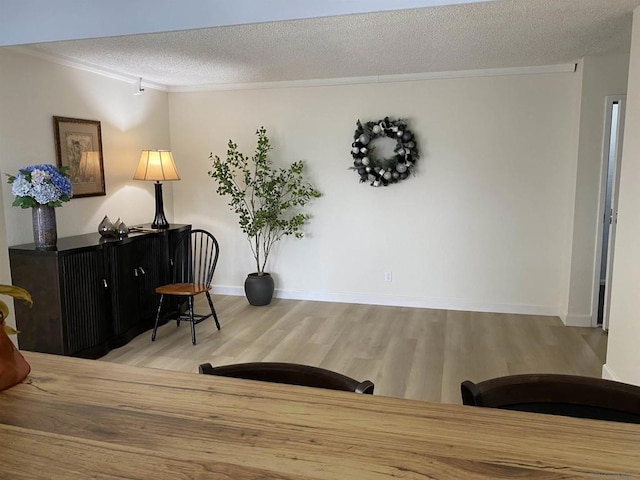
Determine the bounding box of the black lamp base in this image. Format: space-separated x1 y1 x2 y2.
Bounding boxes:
152 181 169 229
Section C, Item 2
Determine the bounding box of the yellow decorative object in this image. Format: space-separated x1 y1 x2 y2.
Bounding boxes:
0 284 32 336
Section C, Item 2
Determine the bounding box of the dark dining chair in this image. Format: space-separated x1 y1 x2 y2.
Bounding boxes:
151 229 220 345
198 362 375 394
461 373 640 424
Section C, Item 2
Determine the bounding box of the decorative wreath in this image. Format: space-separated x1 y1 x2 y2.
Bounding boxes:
350 116 419 187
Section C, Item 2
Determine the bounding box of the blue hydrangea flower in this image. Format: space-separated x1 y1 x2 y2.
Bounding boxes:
6 163 73 208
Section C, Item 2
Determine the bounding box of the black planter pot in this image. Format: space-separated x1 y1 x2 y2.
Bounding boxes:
244 272 275 306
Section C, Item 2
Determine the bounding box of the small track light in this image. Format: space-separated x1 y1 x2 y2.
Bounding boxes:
133 77 145 96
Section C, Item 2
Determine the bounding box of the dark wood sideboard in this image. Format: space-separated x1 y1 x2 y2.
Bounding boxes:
8 224 190 359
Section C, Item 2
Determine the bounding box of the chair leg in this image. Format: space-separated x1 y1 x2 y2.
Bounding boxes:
151 294 165 341
188 295 196 345
206 291 220 330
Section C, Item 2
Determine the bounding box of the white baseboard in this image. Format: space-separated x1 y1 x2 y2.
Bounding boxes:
602 364 619 381
562 313 593 327
557 308 567 324
213 285 561 318
213 285 245 296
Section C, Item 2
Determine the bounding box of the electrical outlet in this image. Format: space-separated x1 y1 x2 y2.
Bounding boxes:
384 271 393 282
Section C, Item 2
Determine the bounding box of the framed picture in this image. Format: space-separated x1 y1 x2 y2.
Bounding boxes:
53 116 106 198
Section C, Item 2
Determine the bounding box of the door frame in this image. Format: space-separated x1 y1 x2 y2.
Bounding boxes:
591 95 626 328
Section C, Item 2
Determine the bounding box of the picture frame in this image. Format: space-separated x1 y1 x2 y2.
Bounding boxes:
53 116 106 198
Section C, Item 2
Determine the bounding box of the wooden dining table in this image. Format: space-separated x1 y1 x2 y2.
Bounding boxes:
1 352 639 479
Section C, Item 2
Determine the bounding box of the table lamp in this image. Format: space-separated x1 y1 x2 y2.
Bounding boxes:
133 150 181 229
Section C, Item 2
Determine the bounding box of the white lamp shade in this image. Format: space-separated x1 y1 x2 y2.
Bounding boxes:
133 150 181 181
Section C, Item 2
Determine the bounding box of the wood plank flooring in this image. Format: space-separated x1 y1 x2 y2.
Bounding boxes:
100 295 607 404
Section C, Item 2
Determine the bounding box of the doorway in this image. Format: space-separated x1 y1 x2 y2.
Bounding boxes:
593 95 626 330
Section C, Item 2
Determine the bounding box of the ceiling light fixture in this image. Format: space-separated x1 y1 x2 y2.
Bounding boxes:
133 77 145 96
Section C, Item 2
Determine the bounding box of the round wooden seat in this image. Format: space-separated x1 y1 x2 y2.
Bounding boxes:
155 283 209 296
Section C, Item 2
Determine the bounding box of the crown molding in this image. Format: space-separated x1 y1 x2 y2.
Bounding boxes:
169 63 577 92
9 46 168 92
10 45 575 93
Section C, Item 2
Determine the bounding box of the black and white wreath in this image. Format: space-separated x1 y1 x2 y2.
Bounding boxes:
350 116 419 187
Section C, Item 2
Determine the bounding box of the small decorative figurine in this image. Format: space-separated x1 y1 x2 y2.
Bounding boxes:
98 215 116 237
116 220 129 237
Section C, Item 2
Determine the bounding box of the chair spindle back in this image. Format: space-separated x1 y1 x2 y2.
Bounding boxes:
173 229 219 288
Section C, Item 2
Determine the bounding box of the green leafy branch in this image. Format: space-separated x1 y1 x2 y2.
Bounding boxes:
208 127 321 274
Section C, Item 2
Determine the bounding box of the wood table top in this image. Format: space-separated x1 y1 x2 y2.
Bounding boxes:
1 352 639 479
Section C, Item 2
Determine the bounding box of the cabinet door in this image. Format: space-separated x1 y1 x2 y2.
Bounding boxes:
135 234 169 322
59 249 109 356
106 241 139 341
10 252 66 355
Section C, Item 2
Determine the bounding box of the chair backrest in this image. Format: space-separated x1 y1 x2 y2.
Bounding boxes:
172 229 219 288
199 362 374 394
461 374 640 424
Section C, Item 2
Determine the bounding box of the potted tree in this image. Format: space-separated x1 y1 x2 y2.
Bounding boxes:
208 127 321 305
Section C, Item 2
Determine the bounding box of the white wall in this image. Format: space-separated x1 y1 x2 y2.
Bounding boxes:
0 48 173 247
565 54 630 327
2 43 636 381
169 72 582 315
605 7 640 385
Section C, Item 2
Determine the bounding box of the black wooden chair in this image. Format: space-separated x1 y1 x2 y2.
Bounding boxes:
151 229 220 345
199 362 375 394
461 373 640 424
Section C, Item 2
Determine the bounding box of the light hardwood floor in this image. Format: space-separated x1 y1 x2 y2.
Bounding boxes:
100 295 608 404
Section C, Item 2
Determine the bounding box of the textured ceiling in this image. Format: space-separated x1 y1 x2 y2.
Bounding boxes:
23 0 640 89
